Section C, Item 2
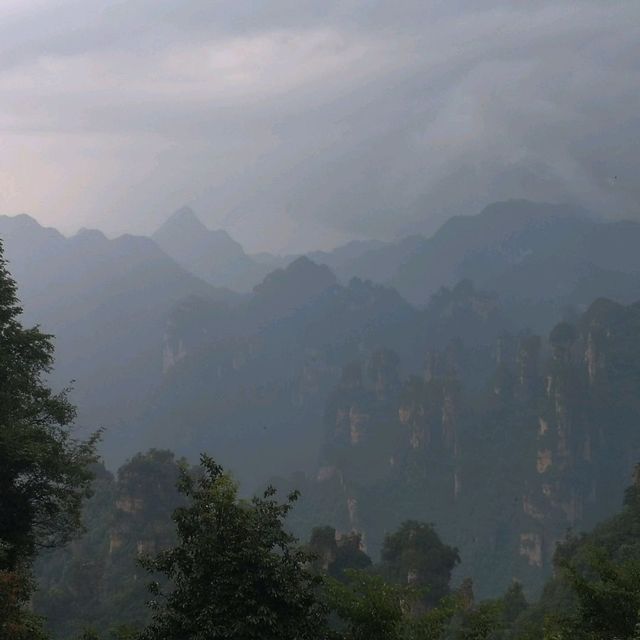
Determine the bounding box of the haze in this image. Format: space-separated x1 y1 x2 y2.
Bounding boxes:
1 0 639 252
6 2 640 636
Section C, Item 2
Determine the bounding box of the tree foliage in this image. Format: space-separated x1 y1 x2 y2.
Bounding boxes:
0 240 97 638
0 562 48 640
139 454 328 640
381 521 460 608
544 548 640 640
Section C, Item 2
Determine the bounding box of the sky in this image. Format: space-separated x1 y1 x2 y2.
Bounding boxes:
0 1 639 253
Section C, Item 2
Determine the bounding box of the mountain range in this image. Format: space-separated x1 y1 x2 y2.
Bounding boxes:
154 200 640 329
4 198 640 598
3 199 640 468
0 213 236 456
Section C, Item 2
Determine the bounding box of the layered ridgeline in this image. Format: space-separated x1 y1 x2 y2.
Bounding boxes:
144 271 514 488
141 257 419 488
0 213 237 461
152 206 287 292
275 297 640 599
153 200 640 327
325 200 640 316
134 203 640 487
3 200 640 604
3 199 640 472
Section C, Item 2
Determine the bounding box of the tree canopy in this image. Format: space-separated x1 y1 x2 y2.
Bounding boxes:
0 240 97 638
139 455 328 640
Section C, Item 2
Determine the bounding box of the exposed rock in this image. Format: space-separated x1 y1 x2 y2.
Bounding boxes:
538 417 549 437
347 496 359 530
349 406 369 445
115 496 144 514
519 532 543 567
441 385 458 453
162 336 187 374
537 450 552 474
523 495 544 520
317 466 338 482
109 532 124 554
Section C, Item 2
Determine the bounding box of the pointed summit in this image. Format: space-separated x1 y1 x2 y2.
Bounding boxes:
152 206 253 288
156 206 208 236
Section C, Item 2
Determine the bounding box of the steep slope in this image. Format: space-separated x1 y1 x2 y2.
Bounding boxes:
511 467 640 638
152 206 273 292
279 297 640 600
329 201 640 328
247 256 338 328
138 259 423 488
325 235 428 286
0 214 236 464
34 451 185 637
141 265 515 490
306 239 388 279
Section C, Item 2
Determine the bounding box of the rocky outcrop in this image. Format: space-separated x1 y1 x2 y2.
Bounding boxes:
300 299 640 598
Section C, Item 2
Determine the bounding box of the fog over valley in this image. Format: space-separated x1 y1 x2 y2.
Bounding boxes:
2 3 640 639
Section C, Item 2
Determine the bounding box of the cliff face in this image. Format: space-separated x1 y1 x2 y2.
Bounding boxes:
34 451 185 635
109 450 182 560
144 263 421 489
288 299 640 599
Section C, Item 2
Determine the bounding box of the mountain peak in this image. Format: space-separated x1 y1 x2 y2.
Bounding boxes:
0 213 46 230
0 214 66 246
279 255 338 286
74 227 107 242
152 206 250 288
157 206 208 235
253 256 337 300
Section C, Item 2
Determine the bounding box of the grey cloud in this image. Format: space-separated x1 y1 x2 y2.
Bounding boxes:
0 1 639 251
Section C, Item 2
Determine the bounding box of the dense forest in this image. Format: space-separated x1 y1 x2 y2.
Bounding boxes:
3 200 640 638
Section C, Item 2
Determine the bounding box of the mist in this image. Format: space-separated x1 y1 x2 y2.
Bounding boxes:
4 3 640 638
1 1 639 251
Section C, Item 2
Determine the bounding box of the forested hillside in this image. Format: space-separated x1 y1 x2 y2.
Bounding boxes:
277 298 640 597
3 201 640 638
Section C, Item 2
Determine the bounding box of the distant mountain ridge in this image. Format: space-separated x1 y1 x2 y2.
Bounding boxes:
0 212 236 462
308 200 640 329
152 206 278 292
140 262 421 488
6 201 640 619
4 199 640 471
86 199 640 319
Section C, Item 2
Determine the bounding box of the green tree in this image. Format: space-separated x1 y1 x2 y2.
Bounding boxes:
34 451 185 638
326 569 459 640
308 526 371 581
0 241 97 638
0 561 48 640
380 521 460 608
500 581 527 628
139 454 328 640
450 600 503 640
548 547 640 640
326 570 407 640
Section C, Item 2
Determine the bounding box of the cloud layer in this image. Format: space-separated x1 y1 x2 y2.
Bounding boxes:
1 1 639 251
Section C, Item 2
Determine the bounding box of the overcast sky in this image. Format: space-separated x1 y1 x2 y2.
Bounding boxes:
0 1 639 252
